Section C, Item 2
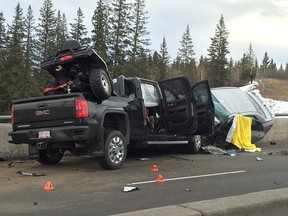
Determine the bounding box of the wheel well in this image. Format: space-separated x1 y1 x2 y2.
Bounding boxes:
103 113 129 141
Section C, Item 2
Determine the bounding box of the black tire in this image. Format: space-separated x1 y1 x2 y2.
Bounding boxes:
37 148 64 165
90 68 112 101
187 135 202 154
97 130 127 170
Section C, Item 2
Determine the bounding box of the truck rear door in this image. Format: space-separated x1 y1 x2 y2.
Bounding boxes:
191 80 214 135
159 76 196 134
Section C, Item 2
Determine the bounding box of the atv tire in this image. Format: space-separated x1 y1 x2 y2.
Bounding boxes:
90 68 112 101
38 148 64 165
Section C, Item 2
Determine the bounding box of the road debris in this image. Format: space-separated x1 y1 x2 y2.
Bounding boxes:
17 170 46 176
135 158 151 161
123 186 139 192
256 157 262 161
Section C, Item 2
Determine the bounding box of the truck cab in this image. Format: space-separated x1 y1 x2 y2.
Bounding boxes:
112 75 214 152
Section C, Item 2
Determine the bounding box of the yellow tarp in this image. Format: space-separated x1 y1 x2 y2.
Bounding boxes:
225 115 261 152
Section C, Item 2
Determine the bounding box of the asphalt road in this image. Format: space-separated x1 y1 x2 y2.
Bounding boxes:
1 140 288 216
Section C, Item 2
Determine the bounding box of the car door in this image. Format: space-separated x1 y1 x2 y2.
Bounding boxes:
159 76 196 134
191 80 215 135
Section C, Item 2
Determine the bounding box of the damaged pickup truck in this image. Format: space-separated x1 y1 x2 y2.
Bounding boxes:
9 41 214 170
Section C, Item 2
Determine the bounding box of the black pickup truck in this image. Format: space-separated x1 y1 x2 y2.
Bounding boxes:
9 42 214 170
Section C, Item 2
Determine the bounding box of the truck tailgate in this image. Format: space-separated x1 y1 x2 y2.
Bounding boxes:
12 93 82 129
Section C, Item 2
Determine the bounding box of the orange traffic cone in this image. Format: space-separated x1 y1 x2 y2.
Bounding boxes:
150 164 159 172
43 181 55 191
155 175 165 183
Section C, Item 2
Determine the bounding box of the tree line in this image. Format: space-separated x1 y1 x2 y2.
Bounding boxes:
0 0 287 114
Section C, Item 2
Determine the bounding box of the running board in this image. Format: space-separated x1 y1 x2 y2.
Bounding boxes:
146 141 188 145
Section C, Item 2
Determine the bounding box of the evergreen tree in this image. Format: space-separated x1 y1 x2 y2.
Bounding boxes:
0 12 6 62
91 0 110 59
0 12 7 114
22 5 40 98
2 3 26 113
177 25 196 82
158 36 170 80
37 0 57 61
70 7 89 45
207 14 230 87
240 44 256 82
24 5 37 75
197 55 209 81
259 52 270 78
149 51 161 80
177 25 195 64
109 0 131 75
129 0 150 63
55 11 68 49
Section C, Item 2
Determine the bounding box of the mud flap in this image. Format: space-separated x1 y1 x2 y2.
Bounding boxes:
29 145 39 160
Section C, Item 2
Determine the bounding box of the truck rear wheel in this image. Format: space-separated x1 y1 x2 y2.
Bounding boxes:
97 130 127 170
187 135 202 154
90 68 112 101
37 148 64 165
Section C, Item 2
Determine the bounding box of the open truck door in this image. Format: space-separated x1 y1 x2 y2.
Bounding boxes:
191 80 215 136
159 76 197 134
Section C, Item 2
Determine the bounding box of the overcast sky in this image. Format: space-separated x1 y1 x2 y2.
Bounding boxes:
2 0 288 66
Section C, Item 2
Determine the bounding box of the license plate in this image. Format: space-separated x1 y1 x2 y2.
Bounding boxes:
38 131 51 138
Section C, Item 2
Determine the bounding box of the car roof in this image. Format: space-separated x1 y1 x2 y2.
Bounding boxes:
211 87 258 114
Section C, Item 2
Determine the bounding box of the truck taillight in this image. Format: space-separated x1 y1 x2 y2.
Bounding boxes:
11 105 14 124
75 99 88 118
59 55 73 62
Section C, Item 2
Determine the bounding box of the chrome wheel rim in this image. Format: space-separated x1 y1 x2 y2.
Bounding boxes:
108 136 125 164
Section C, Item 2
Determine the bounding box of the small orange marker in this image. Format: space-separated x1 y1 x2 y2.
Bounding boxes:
150 164 159 172
43 181 55 191
155 175 165 183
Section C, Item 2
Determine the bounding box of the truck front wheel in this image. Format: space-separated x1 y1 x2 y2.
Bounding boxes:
187 135 202 154
38 148 64 165
97 130 127 170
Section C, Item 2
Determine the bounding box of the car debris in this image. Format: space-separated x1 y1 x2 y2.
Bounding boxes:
123 186 139 192
17 170 46 176
256 157 262 161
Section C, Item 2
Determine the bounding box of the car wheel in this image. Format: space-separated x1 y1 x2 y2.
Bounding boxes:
97 130 127 170
37 148 64 165
90 68 112 101
187 135 202 154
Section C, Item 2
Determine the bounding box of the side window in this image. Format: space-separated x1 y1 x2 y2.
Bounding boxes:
162 79 188 102
193 83 208 103
140 83 159 107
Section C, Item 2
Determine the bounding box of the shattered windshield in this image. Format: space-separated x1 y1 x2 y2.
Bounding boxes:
212 94 230 122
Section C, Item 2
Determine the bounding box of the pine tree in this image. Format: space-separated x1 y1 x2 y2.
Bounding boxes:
240 44 256 82
259 52 270 78
207 14 230 87
2 3 26 113
177 25 196 82
109 0 131 73
91 0 110 59
24 5 37 75
37 0 57 61
70 7 89 45
158 36 170 80
22 5 40 98
130 0 150 63
197 55 209 81
55 11 68 49
0 12 7 114
178 25 195 64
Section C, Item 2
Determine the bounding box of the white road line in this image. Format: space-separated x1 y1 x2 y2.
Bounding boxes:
127 170 246 186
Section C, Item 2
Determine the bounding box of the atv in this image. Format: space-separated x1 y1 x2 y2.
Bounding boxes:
41 40 112 102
